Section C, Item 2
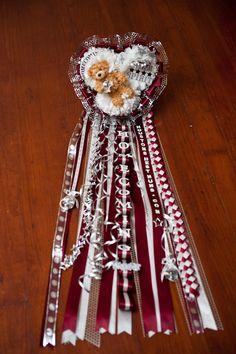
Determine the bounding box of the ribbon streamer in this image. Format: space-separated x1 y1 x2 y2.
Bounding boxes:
42 32 223 348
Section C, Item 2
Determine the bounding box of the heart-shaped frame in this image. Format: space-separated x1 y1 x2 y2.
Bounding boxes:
69 32 168 120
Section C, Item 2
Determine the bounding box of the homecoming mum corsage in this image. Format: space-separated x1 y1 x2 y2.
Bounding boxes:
42 32 223 347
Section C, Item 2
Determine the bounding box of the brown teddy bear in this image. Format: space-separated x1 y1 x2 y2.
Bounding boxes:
88 60 134 107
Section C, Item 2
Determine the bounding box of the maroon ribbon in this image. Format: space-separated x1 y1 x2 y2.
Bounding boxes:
62 119 106 334
129 157 158 334
62 226 89 333
95 180 116 331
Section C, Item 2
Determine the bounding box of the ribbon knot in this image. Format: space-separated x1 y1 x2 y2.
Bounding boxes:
60 190 80 212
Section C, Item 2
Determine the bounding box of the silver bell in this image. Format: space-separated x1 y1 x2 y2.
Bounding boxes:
161 257 179 282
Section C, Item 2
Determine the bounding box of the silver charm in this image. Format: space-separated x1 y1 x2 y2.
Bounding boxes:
161 257 179 282
103 80 113 93
60 190 80 212
161 215 179 282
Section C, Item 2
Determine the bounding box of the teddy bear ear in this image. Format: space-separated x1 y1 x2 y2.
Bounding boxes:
100 60 109 67
88 66 94 78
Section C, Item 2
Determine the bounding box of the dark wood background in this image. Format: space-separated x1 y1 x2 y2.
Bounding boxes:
1 0 236 353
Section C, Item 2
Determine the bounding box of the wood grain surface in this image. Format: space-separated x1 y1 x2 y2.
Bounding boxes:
0 0 236 353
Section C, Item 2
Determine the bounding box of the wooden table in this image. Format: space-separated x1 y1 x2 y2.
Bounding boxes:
0 1 235 353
